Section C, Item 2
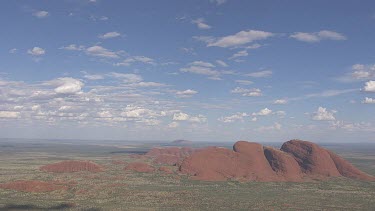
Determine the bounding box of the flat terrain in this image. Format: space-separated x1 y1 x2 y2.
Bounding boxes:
0 139 374 210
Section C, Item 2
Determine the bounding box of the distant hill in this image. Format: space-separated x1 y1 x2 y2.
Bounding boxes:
171 140 193 145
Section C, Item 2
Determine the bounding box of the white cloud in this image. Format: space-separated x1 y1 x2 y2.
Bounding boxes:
83 74 104 80
330 121 375 132
255 122 282 132
190 61 215 67
115 56 155 66
0 111 20 118
134 82 167 87
60 44 85 51
363 97 375 104
109 72 143 83
180 61 221 80
9 48 17 54
252 108 272 116
173 112 190 121
338 64 375 82
27 47 45 56
229 50 248 59
173 112 206 123
196 30 274 48
86 45 119 58
33 10 49 18
99 31 121 39
176 89 198 98
192 18 212 29
311 107 336 121
218 113 247 123
273 99 287 104
235 80 253 85
231 87 262 97
290 30 346 43
216 60 228 67
246 70 272 78
168 121 179 128
209 0 227 5
45 77 84 95
363 80 375 92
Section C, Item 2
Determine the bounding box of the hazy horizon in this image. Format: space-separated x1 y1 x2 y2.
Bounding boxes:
1 0 375 143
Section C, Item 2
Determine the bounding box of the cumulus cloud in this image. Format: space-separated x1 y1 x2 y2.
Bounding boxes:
115 56 155 66
311 107 336 121
273 99 287 104
192 18 212 29
255 122 282 132
168 121 179 128
109 72 143 83
60 44 85 51
99 31 121 39
176 89 198 98
363 81 375 92
0 111 20 118
231 87 262 97
173 112 190 121
32 10 49 18
218 112 247 123
338 64 375 82
44 77 84 95
180 61 221 80
195 30 274 48
246 70 272 78
27 47 45 56
290 30 346 43
173 112 206 123
86 45 119 58
363 97 375 104
252 108 272 116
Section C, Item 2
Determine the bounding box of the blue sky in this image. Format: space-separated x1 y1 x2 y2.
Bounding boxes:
1 0 375 142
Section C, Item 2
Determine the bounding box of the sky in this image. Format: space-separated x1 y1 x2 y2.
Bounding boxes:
0 0 375 143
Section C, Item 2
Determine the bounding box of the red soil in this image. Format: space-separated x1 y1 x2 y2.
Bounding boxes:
111 160 127 165
145 147 198 165
124 162 155 173
40 160 104 173
0 180 70 193
158 166 174 174
179 140 375 182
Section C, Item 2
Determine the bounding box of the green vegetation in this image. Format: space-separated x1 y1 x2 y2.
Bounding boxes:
0 141 374 210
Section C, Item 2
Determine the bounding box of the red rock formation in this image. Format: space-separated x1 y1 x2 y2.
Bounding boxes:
179 140 375 182
281 140 341 178
145 147 198 165
153 154 180 165
180 144 280 181
0 180 69 192
263 147 303 181
40 160 104 173
327 150 375 181
124 162 155 173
